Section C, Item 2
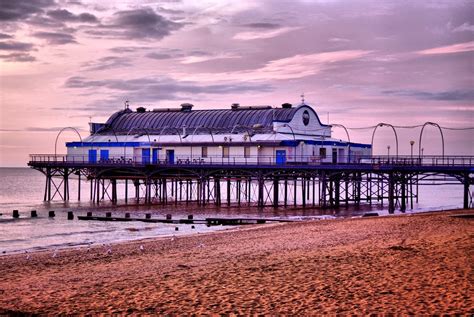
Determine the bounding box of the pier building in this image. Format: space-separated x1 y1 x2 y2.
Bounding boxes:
28 102 473 213
65 103 371 165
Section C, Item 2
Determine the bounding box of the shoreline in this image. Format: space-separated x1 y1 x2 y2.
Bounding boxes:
0 207 465 257
0 208 472 314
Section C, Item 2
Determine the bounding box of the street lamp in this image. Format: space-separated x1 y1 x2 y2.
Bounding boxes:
410 140 415 158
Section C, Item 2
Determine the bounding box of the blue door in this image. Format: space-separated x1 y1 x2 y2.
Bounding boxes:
152 148 159 164
276 150 286 165
142 148 151 164
100 149 109 162
88 149 97 163
166 150 175 164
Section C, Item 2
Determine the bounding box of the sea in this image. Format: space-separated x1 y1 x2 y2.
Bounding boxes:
0 167 467 255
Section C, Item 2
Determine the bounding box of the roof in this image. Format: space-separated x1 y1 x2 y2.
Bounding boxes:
95 104 323 135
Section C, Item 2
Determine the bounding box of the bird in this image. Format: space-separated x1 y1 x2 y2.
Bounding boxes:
139 245 144 252
25 251 30 260
52 249 58 258
106 247 112 255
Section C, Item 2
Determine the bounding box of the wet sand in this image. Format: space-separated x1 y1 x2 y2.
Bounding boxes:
0 210 473 315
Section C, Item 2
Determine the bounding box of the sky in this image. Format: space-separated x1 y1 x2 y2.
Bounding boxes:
0 0 473 166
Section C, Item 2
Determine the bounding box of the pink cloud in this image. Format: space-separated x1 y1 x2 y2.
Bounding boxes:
233 27 301 40
417 41 474 55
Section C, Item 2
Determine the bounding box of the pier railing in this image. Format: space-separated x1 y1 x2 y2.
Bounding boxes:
29 154 474 167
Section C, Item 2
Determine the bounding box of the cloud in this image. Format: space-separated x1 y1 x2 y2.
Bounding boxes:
33 31 77 44
145 52 175 60
46 9 98 23
381 89 474 101
0 52 36 62
180 50 372 82
64 76 274 107
0 41 34 51
0 33 13 39
0 0 55 21
328 37 351 43
451 22 474 33
81 56 132 71
87 8 183 40
417 41 474 55
109 46 153 53
241 22 281 29
233 26 301 40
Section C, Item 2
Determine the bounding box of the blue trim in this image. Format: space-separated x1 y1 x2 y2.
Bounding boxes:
67 141 148 147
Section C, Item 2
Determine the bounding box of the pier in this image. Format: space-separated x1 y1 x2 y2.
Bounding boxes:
28 154 473 213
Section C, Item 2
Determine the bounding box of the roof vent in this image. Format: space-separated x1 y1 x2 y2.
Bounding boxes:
180 103 193 112
231 103 240 110
282 103 292 109
136 107 146 113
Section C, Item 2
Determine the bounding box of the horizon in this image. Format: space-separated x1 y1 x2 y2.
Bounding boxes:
1 0 473 167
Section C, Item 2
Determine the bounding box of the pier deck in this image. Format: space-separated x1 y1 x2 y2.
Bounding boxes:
28 155 473 213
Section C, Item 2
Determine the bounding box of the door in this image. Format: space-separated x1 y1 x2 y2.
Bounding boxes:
332 148 338 164
88 149 97 163
166 150 175 164
100 149 109 162
142 148 151 164
276 150 286 165
338 148 344 163
152 148 159 164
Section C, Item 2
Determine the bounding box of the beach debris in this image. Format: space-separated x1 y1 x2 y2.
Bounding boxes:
25 251 30 260
198 243 205 248
12 210 19 219
170 235 176 242
139 245 144 252
106 248 112 255
191 225 195 229
175 226 179 231
52 249 58 258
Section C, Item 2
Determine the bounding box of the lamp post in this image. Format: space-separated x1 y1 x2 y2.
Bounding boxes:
387 145 390 157
410 140 415 158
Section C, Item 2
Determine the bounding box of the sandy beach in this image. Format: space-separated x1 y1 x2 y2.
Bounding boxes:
0 209 472 315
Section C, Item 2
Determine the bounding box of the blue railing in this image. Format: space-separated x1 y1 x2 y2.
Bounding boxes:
29 154 474 167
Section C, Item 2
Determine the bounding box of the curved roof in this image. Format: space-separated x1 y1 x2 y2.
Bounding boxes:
96 104 324 135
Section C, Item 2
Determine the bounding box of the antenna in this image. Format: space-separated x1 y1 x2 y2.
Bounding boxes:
300 93 305 104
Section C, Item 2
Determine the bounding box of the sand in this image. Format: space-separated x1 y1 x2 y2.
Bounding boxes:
0 209 473 315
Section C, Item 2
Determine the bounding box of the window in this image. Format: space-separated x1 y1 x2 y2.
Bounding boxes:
222 146 230 158
201 146 208 158
244 146 251 158
319 148 326 159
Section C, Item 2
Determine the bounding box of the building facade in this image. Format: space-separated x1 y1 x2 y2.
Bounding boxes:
66 103 371 165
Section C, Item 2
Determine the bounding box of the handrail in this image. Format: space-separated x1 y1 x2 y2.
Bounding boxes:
28 153 474 167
